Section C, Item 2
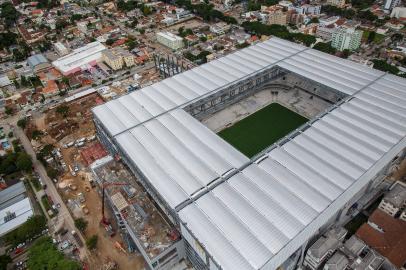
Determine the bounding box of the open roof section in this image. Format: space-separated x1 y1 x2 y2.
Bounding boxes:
93 37 406 270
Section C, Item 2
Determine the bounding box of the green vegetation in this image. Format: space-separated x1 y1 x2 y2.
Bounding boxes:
0 255 12 270
322 4 378 22
0 152 32 175
3 215 47 246
344 213 368 238
74 218 88 232
31 130 44 140
0 2 20 27
184 50 210 64
313 42 336 55
218 103 307 157
86 235 98 250
41 195 53 214
56 105 70 118
372 59 399 75
363 31 385 44
27 237 80 270
241 22 316 46
174 0 237 24
0 32 18 50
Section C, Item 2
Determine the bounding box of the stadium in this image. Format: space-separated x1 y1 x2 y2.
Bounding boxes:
92 37 406 270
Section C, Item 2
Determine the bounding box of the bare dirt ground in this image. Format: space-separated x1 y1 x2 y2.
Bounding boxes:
29 94 145 269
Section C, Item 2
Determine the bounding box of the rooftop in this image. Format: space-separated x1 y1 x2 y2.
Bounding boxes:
356 209 406 268
52 41 106 74
0 182 27 211
0 197 33 237
383 181 406 208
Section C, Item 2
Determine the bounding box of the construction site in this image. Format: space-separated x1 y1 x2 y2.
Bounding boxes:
91 158 184 270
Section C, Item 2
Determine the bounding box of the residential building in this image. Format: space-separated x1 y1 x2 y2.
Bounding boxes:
324 252 349 270
0 182 34 236
27 54 51 73
316 26 337 41
390 6 406 19
303 228 347 270
384 0 401 12
331 27 363 51
102 47 135 70
326 0 346 8
156 32 184 50
378 181 406 217
53 42 69 56
262 5 287 25
356 209 406 269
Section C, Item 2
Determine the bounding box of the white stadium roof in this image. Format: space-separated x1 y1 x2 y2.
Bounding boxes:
93 37 406 270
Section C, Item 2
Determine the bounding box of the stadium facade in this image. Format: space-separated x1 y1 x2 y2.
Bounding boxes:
92 38 406 270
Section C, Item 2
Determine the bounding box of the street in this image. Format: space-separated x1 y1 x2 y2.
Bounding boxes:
13 126 89 260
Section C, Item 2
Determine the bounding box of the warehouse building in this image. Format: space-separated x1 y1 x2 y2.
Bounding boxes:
52 41 106 75
0 182 34 236
92 37 406 270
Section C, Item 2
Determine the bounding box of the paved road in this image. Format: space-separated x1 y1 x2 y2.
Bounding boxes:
13 126 89 260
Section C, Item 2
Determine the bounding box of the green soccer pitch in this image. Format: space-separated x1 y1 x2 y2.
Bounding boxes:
218 103 308 158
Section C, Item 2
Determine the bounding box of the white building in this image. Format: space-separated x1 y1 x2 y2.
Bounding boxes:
52 41 106 75
378 181 406 217
0 182 34 237
331 27 363 51
384 0 401 11
156 32 184 50
53 42 69 56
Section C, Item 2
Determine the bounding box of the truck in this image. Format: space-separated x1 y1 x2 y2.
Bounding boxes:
71 230 83 247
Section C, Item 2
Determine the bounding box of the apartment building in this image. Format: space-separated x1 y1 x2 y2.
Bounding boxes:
262 5 287 25
331 27 363 51
327 0 346 8
378 181 406 217
102 47 135 71
156 32 184 50
304 228 347 270
384 0 401 11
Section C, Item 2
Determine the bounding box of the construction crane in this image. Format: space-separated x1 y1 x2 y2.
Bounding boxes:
101 181 128 225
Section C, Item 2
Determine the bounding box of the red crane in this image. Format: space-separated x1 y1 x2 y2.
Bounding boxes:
101 181 128 225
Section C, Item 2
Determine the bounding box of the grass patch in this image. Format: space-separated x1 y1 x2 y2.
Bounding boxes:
218 103 307 157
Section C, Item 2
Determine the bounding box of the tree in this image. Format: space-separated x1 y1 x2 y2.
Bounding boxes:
56 105 69 118
17 118 28 129
372 59 399 75
4 215 47 246
74 218 88 232
20 75 29 87
0 255 12 270
16 152 32 172
31 130 43 140
27 237 80 270
313 42 336 55
105 38 115 46
46 167 58 179
367 31 376 44
86 235 98 250
5 107 13 115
